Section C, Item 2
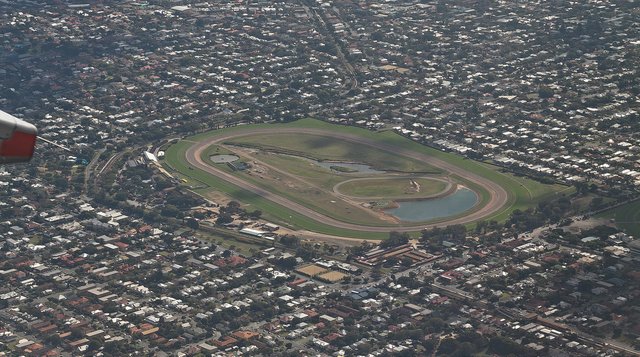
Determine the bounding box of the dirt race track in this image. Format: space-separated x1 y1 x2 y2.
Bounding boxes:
184 128 509 233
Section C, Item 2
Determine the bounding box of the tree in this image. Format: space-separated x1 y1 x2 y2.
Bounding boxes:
439 338 460 355
114 191 128 201
155 177 172 190
275 257 297 270
401 257 413 267
348 241 372 256
53 176 69 191
296 245 317 261
577 280 595 293
226 201 241 214
161 204 181 218
280 234 300 247
451 342 477 357
384 256 400 267
575 181 589 195
538 86 554 99
590 197 604 210
488 336 534 356
371 267 382 281
475 220 488 234
185 217 199 230
216 213 233 225
44 333 63 347
144 210 161 223
381 231 409 248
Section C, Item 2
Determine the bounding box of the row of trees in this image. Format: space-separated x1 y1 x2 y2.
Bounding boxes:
507 197 572 231
215 200 262 225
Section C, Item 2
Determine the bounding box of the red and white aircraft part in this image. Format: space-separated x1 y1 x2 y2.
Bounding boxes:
0 110 37 164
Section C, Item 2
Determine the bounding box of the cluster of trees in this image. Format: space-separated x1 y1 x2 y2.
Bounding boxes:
272 234 320 263
474 219 501 234
274 256 298 270
547 225 619 248
487 335 538 356
420 224 466 248
279 234 300 248
294 243 319 261
575 181 600 195
215 201 262 225
507 197 572 231
390 329 534 357
382 255 414 268
380 231 410 248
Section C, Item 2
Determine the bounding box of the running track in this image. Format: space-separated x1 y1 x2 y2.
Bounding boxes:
184 128 509 233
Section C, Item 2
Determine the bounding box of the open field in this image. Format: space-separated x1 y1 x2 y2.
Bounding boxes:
164 119 571 239
226 132 441 174
596 200 640 237
246 152 348 190
317 271 347 283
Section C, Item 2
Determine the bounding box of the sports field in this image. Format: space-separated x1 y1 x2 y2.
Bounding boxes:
163 119 570 239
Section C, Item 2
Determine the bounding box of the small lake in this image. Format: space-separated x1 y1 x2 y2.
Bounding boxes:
314 160 385 174
385 187 478 222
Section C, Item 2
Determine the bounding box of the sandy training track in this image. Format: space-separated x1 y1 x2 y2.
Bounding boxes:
183 128 509 233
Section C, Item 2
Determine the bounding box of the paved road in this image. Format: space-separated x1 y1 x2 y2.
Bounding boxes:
184 128 509 233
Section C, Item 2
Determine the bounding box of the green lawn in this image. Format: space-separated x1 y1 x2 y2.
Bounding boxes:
164 118 571 238
337 177 448 198
596 200 640 237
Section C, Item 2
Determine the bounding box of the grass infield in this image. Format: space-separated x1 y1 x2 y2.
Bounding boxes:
336 177 448 198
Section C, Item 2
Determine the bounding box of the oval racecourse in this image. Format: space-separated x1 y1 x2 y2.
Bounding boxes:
164 120 571 239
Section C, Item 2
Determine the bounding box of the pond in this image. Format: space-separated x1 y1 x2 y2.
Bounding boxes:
385 187 478 222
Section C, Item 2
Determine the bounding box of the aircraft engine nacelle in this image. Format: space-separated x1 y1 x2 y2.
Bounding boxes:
0 110 38 164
